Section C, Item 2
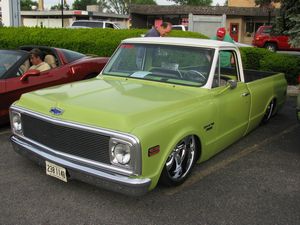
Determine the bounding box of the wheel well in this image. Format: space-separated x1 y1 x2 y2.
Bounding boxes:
264 42 277 48
272 98 277 114
266 98 277 114
194 135 202 162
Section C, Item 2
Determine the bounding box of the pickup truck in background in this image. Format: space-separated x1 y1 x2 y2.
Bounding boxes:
10 38 287 196
252 25 300 52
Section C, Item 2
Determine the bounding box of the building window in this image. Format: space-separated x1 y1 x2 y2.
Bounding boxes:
246 21 266 33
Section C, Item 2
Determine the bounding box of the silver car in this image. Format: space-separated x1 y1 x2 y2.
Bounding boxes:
70 20 121 29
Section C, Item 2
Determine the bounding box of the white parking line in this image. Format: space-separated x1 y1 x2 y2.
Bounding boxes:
164 124 299 196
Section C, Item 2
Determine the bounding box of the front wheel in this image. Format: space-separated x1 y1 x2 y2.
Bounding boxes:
160 135 198 186
264 43 277 52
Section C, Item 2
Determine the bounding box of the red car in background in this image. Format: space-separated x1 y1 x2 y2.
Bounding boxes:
252 25 300 52
0 46 109 124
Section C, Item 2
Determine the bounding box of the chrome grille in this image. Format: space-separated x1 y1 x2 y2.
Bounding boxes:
21 114 110 164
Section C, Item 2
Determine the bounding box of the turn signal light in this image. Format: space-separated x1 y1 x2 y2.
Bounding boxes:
148 145 160 157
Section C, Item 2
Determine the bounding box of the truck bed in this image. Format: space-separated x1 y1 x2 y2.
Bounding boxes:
221 68 279 83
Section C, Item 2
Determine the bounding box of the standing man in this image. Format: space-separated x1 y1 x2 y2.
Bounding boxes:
211 27 235 67
211 27 234 43
145 22 172 37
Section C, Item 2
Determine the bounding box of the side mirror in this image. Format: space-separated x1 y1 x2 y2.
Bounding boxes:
20 69 40 81
215 79 238 96
227 80 237 89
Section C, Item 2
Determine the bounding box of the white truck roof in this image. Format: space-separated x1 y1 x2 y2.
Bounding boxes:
122 37 237 49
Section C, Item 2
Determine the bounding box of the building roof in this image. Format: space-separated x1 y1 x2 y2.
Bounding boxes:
129 4 279 17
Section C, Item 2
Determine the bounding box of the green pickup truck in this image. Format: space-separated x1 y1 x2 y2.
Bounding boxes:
10 38 287 196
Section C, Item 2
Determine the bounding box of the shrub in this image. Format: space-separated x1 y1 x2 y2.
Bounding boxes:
239 47 300 84
0 27 299 84
0 27 207 56
259 53 300 84
240 47 272 70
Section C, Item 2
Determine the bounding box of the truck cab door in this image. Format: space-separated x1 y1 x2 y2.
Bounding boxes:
211 50 251 151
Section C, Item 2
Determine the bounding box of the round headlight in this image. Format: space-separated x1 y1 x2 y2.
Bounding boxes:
12 113 22 132
113 143 131 165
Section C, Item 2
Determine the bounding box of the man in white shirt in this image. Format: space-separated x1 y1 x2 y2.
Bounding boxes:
29 48 51 72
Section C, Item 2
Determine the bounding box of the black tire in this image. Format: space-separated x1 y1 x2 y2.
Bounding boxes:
160 135 198 186
262 99 275 124
264 43 277 52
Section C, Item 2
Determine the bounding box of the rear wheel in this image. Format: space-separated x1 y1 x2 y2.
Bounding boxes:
262 99 275 123
160 135 198 186
264 43 277 52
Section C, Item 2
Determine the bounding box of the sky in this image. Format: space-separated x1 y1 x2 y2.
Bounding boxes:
44 0 226 9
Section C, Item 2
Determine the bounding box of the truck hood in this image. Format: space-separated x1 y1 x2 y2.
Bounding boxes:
17 76 208 133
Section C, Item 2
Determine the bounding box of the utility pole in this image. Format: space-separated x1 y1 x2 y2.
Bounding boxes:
61 0 64 27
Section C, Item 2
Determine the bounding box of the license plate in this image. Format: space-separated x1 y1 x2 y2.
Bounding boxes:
46 161 67 182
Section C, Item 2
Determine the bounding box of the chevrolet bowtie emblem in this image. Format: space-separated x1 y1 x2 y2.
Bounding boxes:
50 107 64 115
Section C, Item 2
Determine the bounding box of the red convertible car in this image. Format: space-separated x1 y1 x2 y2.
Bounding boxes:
0 46 109 124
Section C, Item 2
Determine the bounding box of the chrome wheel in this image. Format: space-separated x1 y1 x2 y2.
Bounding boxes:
160 135 198 186
262 99 275 123
265 43 277 52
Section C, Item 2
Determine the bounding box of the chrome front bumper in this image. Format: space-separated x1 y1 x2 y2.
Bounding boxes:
11 135 151 196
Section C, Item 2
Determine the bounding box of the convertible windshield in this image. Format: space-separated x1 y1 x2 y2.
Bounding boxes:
103 43 214 86
0 51 23 78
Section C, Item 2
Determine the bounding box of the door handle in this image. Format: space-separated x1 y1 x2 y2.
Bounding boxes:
241 92 250 97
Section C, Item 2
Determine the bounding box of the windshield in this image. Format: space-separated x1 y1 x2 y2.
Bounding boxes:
103 43 214 87
0 51 23 78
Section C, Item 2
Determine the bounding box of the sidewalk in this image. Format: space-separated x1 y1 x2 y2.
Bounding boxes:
287 85 300 96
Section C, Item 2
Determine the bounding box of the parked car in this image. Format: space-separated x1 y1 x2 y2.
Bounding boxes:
10 38 287 196
172 25 188 31
70 20 121 29
0 46 109 125
252 25 300 52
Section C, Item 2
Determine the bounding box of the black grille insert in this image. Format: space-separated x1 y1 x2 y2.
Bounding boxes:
22 114 110 164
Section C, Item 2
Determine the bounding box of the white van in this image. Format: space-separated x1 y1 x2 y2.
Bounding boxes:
70 20 121 29
172 25 188 31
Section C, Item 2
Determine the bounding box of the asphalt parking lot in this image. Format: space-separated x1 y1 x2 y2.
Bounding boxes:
0 96 299 225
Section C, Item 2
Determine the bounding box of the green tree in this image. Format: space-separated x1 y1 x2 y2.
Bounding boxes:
72 0 156 15
273 0 300 47
20 0 38 10
167 0 212 6
81 0 156 15
134 0 156 4
72 0 98 10
107 0 156 14
50 3 70 10
255 0 280 25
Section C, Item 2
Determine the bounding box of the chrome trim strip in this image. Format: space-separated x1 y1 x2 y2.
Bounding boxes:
10 105 142 175
11 136 151 196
